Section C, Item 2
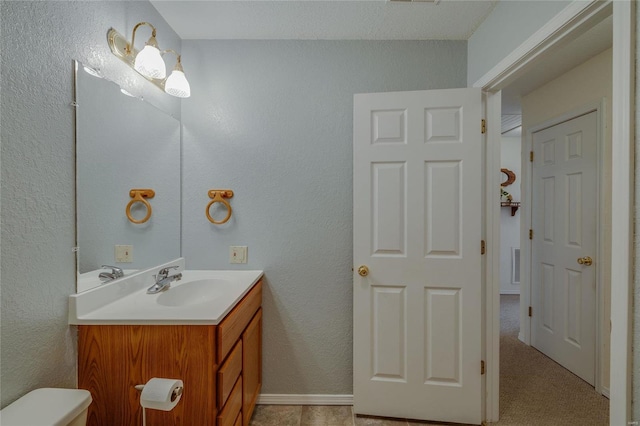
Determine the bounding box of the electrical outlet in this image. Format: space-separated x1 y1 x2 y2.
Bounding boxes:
230 246 248 264
115 245 133 263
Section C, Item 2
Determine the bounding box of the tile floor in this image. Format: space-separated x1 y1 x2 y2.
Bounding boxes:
249 405 454 426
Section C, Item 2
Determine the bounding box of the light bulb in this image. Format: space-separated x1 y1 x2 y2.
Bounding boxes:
165 70 191 98
134 45 166 79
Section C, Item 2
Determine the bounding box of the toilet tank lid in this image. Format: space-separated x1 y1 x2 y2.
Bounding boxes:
0 388 92 426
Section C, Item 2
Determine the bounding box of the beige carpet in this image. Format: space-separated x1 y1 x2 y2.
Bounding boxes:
492 295 609 425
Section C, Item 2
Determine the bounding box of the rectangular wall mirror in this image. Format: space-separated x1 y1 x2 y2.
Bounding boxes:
74 61 181 292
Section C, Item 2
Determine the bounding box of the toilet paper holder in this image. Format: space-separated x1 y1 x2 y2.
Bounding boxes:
134 383 183 402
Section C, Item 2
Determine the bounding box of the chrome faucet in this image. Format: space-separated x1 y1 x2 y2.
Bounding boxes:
99 265 124 283
147 266 182 294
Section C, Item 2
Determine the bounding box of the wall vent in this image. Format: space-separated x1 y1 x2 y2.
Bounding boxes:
512 247 521 284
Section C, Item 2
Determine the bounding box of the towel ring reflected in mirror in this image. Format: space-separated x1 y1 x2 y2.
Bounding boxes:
126 189 155 224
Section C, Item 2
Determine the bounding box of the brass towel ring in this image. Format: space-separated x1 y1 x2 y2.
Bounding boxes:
206 189 234 224
126 189 155 224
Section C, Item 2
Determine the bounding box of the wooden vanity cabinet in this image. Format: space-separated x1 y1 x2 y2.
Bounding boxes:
78 280 262 426
242 309 262 426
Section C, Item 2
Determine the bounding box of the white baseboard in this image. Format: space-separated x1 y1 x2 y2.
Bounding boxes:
602 387 610 399
256 394 354 406
500 289 521 295
518 332 525 343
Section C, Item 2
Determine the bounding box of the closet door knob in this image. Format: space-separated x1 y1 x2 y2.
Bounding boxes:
357 266 369 277
577 256 593 266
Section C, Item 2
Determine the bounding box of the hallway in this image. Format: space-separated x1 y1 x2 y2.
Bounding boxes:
495 295 609 425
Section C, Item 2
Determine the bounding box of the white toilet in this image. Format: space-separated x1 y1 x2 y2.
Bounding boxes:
0 388 92 426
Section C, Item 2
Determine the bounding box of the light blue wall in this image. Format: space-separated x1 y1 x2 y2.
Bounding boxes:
467 0 571 86
180 40 467 393
0 1 180 408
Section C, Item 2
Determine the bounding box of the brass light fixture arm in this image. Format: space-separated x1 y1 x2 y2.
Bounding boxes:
126 22 157 55
161 49 184 72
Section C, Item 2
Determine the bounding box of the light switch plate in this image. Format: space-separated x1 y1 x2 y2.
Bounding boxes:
230 246 248 264
115 245 133 263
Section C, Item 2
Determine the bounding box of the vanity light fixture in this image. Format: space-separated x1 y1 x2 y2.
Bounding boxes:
107 22 191 98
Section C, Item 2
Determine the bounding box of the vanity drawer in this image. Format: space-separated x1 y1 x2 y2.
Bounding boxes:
217 377 242 426
217 340 242 409
217 280 262 363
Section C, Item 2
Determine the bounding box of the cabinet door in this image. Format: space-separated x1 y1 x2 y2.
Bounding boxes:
242 309 262 426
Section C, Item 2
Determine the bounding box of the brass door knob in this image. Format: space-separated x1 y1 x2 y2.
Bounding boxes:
577 256 593 266
357 266 369 277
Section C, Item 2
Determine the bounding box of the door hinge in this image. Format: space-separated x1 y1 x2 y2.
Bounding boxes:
481 360 485 375
529 229 533 240
481 240 486 255
528 306 533 317
481 119 486 134
530 151 534 162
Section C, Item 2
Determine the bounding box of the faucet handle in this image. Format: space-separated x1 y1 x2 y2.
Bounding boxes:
156 265 179 279
101 265 124 278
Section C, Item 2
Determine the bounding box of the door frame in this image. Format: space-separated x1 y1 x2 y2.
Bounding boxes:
473 1 634 424
524 101 606 393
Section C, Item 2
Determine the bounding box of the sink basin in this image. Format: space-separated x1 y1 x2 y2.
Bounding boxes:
68 259 263 325
156 279 229 307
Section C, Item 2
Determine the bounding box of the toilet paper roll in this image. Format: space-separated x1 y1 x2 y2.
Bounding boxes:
140 378 184 411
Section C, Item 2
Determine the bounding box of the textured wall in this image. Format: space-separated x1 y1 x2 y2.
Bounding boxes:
466 0 571 86
499 136 521 295
0 1 181 408
180 40 467 394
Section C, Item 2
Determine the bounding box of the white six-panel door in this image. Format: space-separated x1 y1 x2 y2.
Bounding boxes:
531 112 598 385
531 111 598 385
353 88 483 425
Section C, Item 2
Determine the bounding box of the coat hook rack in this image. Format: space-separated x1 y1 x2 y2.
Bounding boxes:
126 188 155 224
206 189 234 224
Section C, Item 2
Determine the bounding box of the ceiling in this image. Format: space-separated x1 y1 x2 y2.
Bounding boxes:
501 13 613 116
151 0 612 123
150 0 497 40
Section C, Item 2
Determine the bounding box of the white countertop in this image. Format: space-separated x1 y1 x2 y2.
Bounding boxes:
69 259 263 325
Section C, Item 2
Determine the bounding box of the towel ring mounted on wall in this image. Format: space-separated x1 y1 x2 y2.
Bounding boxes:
206 189 234 225
126 189 155 224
